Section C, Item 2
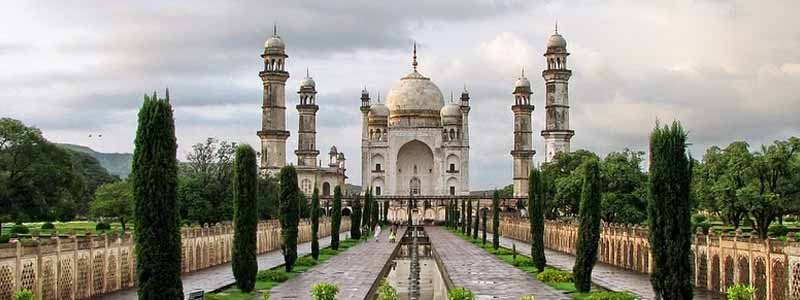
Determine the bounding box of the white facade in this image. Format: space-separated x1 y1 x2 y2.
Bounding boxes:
361 46 470 197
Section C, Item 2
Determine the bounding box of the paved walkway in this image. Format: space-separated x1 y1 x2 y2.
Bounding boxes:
427 227 568 300
494 233 723 300
269 228 403 300
92 232 349 300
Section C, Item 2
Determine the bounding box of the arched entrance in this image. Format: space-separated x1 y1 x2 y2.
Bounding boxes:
322 182 331 196
396 140 435 195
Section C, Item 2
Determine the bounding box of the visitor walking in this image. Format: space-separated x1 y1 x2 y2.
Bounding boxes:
374 223 381 242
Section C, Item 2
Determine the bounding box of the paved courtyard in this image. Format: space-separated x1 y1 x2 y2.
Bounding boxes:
269 228 402 300
426 227 568 300
92 232 348 300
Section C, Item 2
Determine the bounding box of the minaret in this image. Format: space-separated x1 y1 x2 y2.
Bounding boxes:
460 86 471 144
360 87 371 192
511 68 535 197
296 69 319 167
541 24 574 162
258 25 290 175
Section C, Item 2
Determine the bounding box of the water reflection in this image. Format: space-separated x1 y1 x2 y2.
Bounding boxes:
384 244 447 300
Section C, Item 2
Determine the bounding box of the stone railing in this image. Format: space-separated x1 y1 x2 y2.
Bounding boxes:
496 217 800 300
0 218 350 300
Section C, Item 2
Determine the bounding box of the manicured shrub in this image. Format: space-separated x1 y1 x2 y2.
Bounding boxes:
232 144 258 292
768 224 789 237
512 256 534 267
256 269 290 282
536 268 574 283
13 289 35 300
0 235 9 243
648 121 693 300
726 284 755 300
41 222 55 230
131 91 183 300
520 296 535 300
10 224 29 234
296 256 318 267
279 166 300 272
311 283 339 300
376 280 398 300
311 187 320 260
586 291 639 300
529 168 546 272
95 222 111 231
330 186 342 250
448 287 475 300
573 159 602 293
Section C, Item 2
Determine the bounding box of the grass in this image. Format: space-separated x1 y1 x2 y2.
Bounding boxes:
1 221 130 238
446 228 631 300
207 237 365 300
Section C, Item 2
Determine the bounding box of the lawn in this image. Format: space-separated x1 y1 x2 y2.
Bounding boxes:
448 228 639 300
207 238 364 300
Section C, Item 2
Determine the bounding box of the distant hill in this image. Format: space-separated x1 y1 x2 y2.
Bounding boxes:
59 144 133 179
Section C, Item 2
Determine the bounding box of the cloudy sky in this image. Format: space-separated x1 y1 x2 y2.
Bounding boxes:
2 0 799 190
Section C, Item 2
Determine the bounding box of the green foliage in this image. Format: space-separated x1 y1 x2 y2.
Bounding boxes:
541 150 600 218
62 147 117 216
472 201 479 240
131 91 183 300
311 187 320 260
363 188 372 231
12 289 35 300
376 280 398 300
466 198 473 237
461 199 467 233
310 283 339 300
232 145 258 292
350 195 362 240
529 168 547 271
331 186 342 250
600 149 647 224
178 138 237 224
91 181 134 231
94 222 111 231
585 291 639 300
256 269 290 282
58 143 132 179
447 287 475 300
647 121 693 300
10 224 29 234
481 208 487 245
512 256 534 267
573 159 602 292
279 166 300 272
0 235 10 243
320 248 338 256
492 191 500 249
296 256 318 267
726 284 755 300
519 296 536 300
257 175 280 220
40 222 54 230
768 223 789 237
536 268 574 283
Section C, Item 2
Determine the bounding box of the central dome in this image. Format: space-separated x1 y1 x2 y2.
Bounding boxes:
385 70 445 114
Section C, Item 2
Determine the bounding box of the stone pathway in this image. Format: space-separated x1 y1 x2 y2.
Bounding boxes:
427 227 568 300
269 228 403 300
494 233 723 300
92 232 349 300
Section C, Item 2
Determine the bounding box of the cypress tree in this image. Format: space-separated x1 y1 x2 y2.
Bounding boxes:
311 187 320 260
648 122 693 300
279 166 300 272
573 159 602 292
472 201 479 239
492 191 500 250
371 199 379 230
350 195 362 240
331 185 342 250
232 144 258 292
461 199 467 233
383 199 389 224
481 208 487 244
363 188 372 233
407 198 413 225
131 91 183 300
529 168 547 272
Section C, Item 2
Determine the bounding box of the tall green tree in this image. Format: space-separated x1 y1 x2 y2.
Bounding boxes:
371 197 379 229
232 144 258 292
461 199 467 233
466 198 473 237
481 208 487 244
492 191 500 250
90 181 134 231
472 201 479 239
350 195 362 240
693 142 751 228
311 187 320 260
647 121 693 299
742 138 800 239
600 149 648 224
279 166 300 272
573 159 602 292
363 188 372 234
541 150 599 218
257 175 280 220
529 168 546 272
331 185 342 250
131 91 183 300
180 138 236 223
382 198 389 224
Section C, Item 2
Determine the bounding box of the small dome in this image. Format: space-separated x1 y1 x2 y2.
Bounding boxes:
515 77 531 88
547 33 567 49
265 36 285 49
369 102 389 118
440 103 461 118
300 76 315 89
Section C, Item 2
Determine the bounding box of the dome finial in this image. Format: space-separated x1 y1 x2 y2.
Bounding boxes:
450 91 454 103
555 21 558 34
521 66 525 78
463 84 468 93
377 92 381 103
273 23 278 36
412 42 418 71
306 68 310 78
